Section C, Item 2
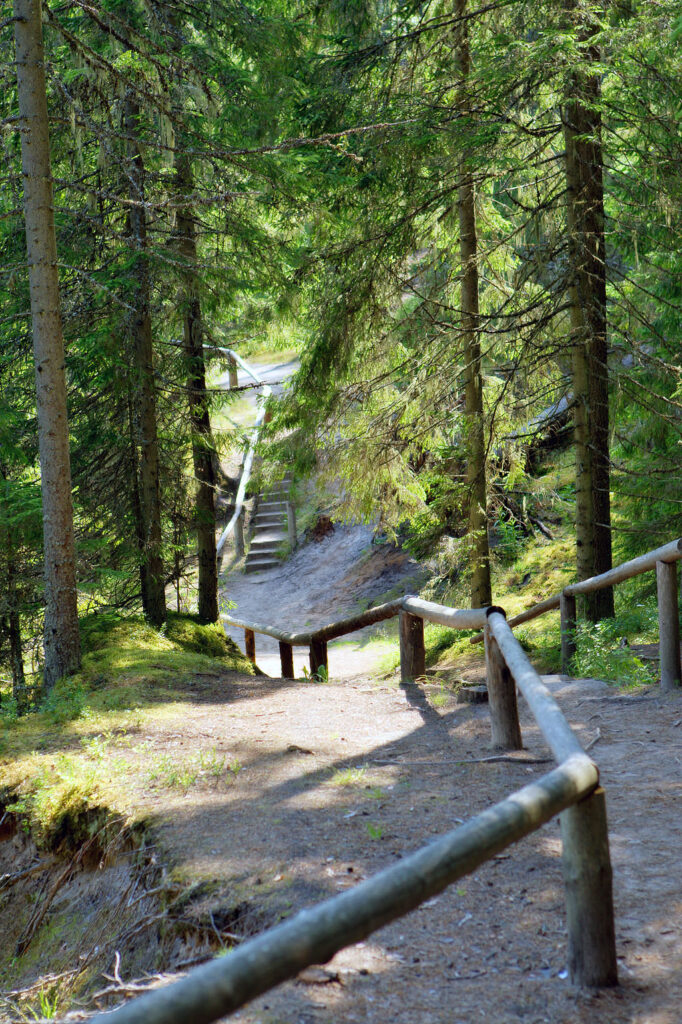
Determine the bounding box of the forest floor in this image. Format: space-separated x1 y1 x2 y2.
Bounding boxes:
84 528 679 1024
1 528 680 1023
90 650 681 1024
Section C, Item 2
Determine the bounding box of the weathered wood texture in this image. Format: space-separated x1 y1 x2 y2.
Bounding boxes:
222 615 312 646
309 638 328 676
470 593 561 644
560 592 577 674
402 597 487 631
560 787 618 987
565 537 682 596
93 757 598 1024
487 612 585 763
472 538 682 646
316 599 404 642
656 559 681 690
484 623 522 750
399 610 425 682
244 629 256 665
279 642 294 680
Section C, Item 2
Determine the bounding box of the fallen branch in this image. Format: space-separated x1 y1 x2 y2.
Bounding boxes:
0 857 56 891
584 728 602 752
371 755 554 767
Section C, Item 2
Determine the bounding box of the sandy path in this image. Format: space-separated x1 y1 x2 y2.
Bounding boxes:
127 669 681 1024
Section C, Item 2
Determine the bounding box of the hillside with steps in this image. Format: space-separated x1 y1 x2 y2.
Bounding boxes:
244 474 295 574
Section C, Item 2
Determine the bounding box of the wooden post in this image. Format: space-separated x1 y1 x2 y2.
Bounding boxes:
399 610 425 682
656 559 681 690
286 501 297 551
244 628 256 665
484 621 522 750
235 510 245 559
279 641 294 679
560 592 577 674
309 637 327 678
560 787 618 988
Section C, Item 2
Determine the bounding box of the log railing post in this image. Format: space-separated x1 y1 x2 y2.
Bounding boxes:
399 610 425 682
244 628 256 665
560 592 577 674
279 641 294 680
309 637 328 678
560 786 618 987
656 559 681 690
484 614 522 750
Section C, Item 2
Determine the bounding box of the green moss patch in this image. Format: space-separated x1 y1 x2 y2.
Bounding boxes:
0 613 254 849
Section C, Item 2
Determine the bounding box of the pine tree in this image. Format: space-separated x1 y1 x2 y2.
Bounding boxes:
13 0 81 688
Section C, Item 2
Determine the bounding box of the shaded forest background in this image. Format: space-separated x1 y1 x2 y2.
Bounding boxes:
1 0 681 703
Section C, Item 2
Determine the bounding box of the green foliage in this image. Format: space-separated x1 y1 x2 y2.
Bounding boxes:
41 677 87 724
571 619 655 689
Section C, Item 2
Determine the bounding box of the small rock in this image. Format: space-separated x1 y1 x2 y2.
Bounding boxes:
457 685 489 704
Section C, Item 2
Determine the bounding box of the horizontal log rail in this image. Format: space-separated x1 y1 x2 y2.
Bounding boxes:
469 538 682 690
222 596 487 678
93 754 600 1024
101 596 621 1024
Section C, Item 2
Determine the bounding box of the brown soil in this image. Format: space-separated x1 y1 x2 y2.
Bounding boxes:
90 665 681 1024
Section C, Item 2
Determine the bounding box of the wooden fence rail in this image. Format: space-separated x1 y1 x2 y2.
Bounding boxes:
98 591 622 1024
469 538 682 690
222 597 486 678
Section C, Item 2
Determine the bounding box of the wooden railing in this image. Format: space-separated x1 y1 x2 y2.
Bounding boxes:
470 538 682 690
96 597 619 1024
215 348 272 558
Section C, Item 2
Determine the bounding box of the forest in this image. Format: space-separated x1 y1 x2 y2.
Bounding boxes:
2 0 681 697
1 1 682 1019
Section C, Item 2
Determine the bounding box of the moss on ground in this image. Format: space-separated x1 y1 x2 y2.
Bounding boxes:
0 613 254 849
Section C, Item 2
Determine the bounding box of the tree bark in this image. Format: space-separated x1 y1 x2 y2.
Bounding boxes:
456 0 491 609
13 0 81 688
563 7 613 621
175 155 218 623
124 93 166 627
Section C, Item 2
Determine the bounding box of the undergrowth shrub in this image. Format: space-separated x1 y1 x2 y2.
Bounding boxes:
571 619 655 688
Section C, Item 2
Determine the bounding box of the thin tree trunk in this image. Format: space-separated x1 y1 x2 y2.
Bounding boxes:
175 155 219 623
124 94 166 627
6 549 27 712
126 383 149 614
13 0 80 688
456 0 491 609
563 8 613 621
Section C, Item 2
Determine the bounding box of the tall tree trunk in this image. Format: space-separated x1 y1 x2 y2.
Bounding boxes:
124 94 166 627
126 382 149 613
175 155 219 623
13 0 81 688
456 0 491 609
563 9 614 621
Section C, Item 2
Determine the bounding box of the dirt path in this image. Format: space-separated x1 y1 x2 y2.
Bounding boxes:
220 525 426 678
121 664 681 1024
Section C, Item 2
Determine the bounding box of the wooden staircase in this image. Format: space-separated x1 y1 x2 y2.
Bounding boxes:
244 474 295 574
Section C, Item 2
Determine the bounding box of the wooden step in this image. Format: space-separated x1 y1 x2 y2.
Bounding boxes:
259 500 288 513
244 556 282 574
253 512 285 528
